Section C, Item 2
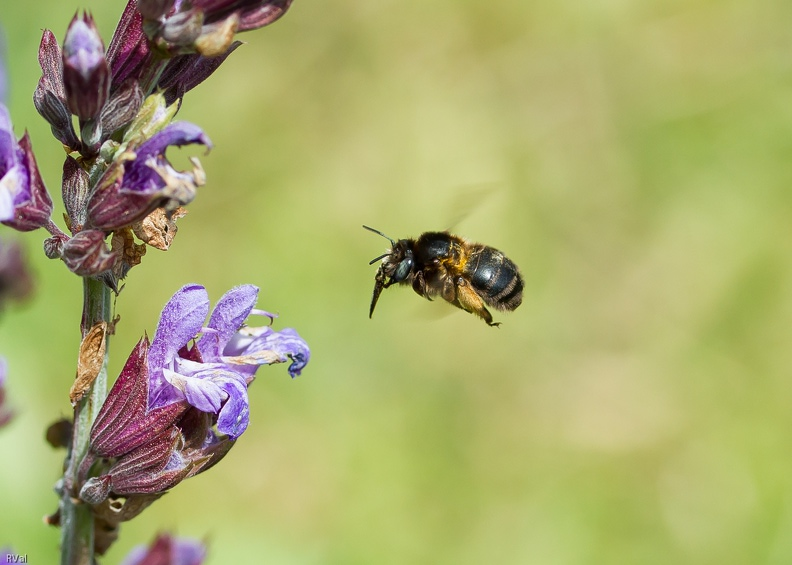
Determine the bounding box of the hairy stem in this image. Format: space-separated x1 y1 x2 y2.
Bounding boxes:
61 277 112 565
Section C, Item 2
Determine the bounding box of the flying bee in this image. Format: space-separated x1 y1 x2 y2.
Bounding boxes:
363 225 524 326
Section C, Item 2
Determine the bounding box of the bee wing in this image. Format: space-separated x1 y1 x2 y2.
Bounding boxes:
444 182 502 232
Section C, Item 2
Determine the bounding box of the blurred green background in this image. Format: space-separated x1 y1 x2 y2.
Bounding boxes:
2 0 792 563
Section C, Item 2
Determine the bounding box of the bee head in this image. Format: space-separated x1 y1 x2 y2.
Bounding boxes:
363 225 416 317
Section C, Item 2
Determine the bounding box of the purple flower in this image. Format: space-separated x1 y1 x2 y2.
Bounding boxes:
148 283 309 437
80 284 309 505
0 356 13 428
120 533 206 565
106 0 292 102
81 336 204 502
86 121 211 230
0 105 53 231
60 229 117 277
0 237 34 308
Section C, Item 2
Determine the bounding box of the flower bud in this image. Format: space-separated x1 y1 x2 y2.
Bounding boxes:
98 79 144 140
62 155 90 232
62 13 110 120
61 230 117 277
33 86 80 149
106 1 152 88
34 30 81 149
195 0 293 32
44 233 69 259
79 475 112 505
234 0 293 32
37 29 65 100
157 42 240 104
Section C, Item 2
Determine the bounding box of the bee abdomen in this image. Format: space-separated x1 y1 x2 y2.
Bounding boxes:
466 246 523 311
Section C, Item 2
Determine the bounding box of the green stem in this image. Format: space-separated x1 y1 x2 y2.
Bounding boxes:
61 277 112 565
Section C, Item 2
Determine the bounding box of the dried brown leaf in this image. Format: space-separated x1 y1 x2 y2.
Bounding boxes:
111 227 146 280
132 207 187 251
70 321 107 405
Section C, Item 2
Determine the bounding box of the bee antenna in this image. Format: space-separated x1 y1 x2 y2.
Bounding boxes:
362 225 396 246
368 252 390 265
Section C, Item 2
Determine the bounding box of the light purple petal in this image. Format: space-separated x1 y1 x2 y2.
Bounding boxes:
163 368 225 413
148 284 209 375
171 537 207 565
0 105 21 184
223 325 272 357
122 122 211 195
135 122 212 162
0 104 12 140
0 165 29 218
0 180 13 221
197 284 258 360
64 17 105 73
226 326 310 378
0 356 7 387
216 377 249 438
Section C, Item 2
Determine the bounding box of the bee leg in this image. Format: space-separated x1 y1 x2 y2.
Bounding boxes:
369 268 388 318
412 271 433 301
453 278 500 327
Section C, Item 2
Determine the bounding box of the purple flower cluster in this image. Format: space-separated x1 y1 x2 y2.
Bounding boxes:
2 1 293 283
0 0 304 558
77 284 308 504
120 533 206 565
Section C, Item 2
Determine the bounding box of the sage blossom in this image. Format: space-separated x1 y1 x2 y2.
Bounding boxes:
0 357 12 428
120 533 206 565
0 105 52 231
86 120 211 231
78 284 309 505
147 283 309 437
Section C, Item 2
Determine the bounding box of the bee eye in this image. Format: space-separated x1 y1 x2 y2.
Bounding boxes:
392 258 413 282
